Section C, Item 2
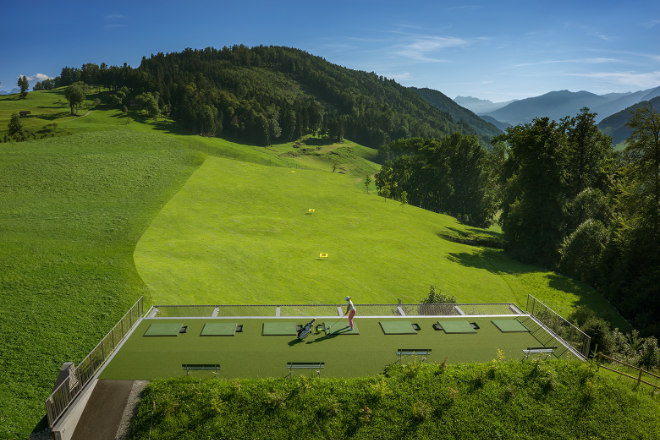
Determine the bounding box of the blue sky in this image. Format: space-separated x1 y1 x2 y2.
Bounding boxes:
1 0 659 101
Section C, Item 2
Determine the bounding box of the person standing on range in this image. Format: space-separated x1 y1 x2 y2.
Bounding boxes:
345 296 356 330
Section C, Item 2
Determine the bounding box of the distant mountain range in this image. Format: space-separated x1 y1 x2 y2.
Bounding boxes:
455 87 660 128
0 88 20 95
598 96 660 145
454 96 514 114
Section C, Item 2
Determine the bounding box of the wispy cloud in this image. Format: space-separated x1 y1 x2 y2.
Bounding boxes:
393 35 469 62
641 19 660 28
568 71 660 88
20 73 52 82
103 13 127 30
514 58 623 68
593 32 613 41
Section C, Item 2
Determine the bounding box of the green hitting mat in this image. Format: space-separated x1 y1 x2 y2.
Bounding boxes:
201 322 237 336
491 319 529 333
144 323 184 336
436 320 477 334
379 321 417 335
324 321 360 335
262 322 298 336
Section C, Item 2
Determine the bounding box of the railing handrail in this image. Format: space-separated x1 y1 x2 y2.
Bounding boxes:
526 295 590 339
153 302 519 307
45 296 143 427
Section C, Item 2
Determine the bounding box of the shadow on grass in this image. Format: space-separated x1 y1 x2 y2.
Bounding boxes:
306 327 354 343
547 274 630 329
38 112 70 120
447 250 537 276
302 137 335 147
466 227 503 239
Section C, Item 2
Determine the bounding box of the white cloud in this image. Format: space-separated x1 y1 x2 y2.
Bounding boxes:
568 71 660 88
514 58 623 68
103 12 127 30
393 35 468 63
19 73 53 82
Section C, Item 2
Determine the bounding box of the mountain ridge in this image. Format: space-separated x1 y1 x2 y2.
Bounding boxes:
599 95 660 145
479 87 660 126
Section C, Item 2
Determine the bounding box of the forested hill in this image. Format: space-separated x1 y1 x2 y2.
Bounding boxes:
54 46 498 148
411 87 501 138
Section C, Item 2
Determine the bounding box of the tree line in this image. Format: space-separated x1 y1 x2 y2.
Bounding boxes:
34 45 495 148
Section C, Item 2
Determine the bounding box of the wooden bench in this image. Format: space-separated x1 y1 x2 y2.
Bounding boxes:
182 363 221 375
396 349 432 364
522 347 556 359
286 362 324 378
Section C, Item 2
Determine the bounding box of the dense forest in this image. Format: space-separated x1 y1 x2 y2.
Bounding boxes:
35 45 498 148
495 107 659 342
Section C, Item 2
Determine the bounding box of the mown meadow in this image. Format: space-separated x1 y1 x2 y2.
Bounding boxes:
0 89 638 436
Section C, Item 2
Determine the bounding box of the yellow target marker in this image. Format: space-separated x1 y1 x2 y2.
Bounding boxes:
319 253 328 259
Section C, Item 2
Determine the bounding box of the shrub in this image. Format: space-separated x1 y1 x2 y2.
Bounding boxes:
559 219 608 283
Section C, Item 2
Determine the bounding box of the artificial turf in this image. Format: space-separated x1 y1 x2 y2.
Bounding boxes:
492 319 530 333
436 320 478 334
144 323 184 336
379 320 418 334
200 322 237 336
99 316 574 380
262 321 298 336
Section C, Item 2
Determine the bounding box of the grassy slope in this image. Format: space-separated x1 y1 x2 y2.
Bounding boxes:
0 91 204 437
129 361 660 440
134 154 625 327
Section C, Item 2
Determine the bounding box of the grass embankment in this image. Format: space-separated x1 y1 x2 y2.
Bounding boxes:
0 130 203 437
129 360 660 440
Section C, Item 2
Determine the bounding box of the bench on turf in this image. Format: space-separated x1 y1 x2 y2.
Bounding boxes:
182 363 221 375
522 347 556 359
396 348 432 364
286 362 324 378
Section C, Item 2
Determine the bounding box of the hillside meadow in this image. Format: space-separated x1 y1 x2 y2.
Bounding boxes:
0 90 632 436
130 360 660 440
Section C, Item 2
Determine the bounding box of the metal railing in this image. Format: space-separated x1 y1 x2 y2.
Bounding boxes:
45 296 144 427
526 294 591 360
150 302 523 318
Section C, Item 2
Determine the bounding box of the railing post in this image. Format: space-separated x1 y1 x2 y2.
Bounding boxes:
637 368 643 386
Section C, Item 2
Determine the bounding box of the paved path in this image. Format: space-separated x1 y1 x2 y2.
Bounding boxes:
71 380 134 440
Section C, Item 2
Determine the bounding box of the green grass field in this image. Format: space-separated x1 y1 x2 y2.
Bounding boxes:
134 153 625 327
0 89 631 436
